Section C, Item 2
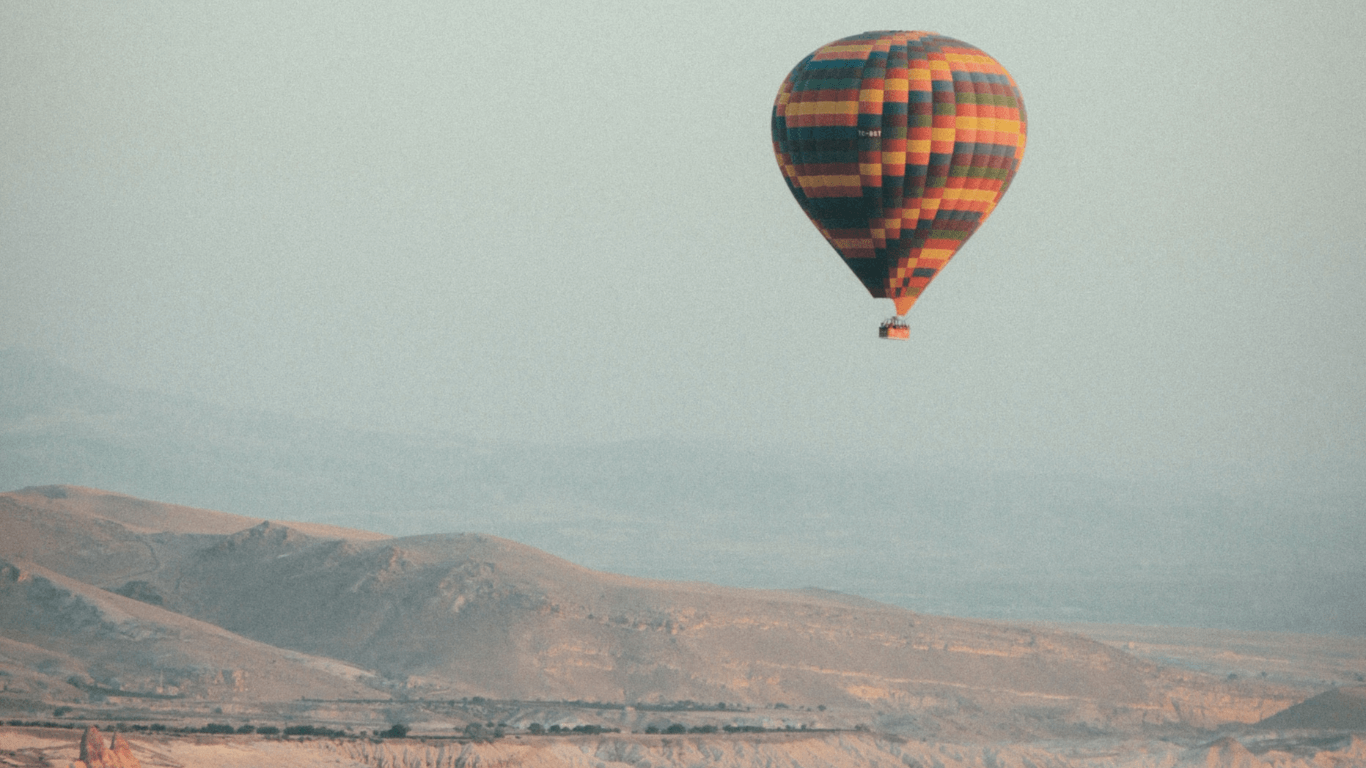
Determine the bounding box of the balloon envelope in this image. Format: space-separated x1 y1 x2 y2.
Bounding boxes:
772 31 1027 316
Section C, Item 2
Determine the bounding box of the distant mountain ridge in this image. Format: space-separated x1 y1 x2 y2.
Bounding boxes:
4 346 1365 635
0 485 1307 740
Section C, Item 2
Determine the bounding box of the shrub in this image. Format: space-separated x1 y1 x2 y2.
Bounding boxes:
283 725 306 736
381 724 409 738
284 725 333 736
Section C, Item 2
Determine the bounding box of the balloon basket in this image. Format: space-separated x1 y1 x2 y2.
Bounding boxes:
879 318 910 340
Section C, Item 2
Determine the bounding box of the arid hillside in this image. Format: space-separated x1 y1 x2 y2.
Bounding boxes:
0 557 382 704
0 485 1322 743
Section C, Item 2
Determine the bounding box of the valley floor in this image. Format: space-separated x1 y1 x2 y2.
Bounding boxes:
5 726 1366 768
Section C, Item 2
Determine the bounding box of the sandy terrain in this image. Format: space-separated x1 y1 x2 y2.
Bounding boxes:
4 727 1366 768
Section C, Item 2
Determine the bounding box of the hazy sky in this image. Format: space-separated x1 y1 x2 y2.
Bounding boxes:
4 1 1364 490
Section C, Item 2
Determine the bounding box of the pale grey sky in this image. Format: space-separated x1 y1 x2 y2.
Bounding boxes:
3 0 1364 491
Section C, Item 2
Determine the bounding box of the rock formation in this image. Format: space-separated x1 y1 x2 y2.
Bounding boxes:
74 726 141 768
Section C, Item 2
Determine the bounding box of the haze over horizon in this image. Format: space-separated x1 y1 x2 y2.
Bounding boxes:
3 2 1365 634
4 349 1364 636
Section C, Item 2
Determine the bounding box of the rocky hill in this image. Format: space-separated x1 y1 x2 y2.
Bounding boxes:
0 485 1313 741
0 557 382 704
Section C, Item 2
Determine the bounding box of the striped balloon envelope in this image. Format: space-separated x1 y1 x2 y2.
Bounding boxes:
772 31 1027 320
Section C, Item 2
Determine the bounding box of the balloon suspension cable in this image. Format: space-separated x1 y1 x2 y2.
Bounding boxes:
878 315 910 340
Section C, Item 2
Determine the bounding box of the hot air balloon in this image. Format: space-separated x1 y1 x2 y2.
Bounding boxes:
772 31 1027 338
